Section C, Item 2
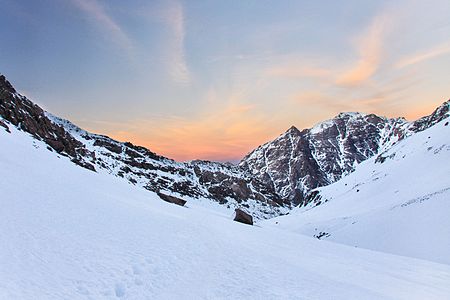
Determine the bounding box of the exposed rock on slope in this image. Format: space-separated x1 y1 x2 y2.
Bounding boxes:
0 75 95 170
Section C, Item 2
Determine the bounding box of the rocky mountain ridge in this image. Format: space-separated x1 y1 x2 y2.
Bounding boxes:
240 101 450 205
0 74 287 219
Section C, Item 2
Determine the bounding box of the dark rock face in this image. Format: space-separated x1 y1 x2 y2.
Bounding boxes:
0 75 96 171
233 209 253 225
240 103 450 206
157 192 187 206
240 113 404 205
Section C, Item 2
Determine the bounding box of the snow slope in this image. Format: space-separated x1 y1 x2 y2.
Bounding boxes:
1 120 450 299
266 116 450 265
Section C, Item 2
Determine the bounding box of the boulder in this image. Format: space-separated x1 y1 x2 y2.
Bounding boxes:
233 208 253 225
157 192 187 207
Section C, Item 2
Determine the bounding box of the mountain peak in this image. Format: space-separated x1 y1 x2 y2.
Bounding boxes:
285 125 300 134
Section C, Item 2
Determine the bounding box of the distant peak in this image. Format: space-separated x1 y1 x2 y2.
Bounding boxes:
285 125 300 135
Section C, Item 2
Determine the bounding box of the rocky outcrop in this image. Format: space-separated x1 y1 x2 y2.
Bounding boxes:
157 192 187 206
0 75 96 171
233 209 253 225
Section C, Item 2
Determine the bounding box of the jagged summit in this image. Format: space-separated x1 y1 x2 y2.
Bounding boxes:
286 125 300 133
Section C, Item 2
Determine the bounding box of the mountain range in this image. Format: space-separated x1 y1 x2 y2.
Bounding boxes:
0 73 448 218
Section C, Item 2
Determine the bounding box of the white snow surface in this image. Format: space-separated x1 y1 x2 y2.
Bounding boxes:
266 117 450 265
1 122 450 299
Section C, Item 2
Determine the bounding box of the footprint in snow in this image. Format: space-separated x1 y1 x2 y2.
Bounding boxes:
132 264 143 275
115 282 126 298
76 284 89 295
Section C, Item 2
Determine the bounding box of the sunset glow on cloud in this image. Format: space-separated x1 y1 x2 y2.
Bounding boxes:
1 0 450 162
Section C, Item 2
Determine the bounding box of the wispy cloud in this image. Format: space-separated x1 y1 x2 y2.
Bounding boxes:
160 1 191 85
261 11 392 88
396 42 450 69
336 13 391 87
71 0 133 52
157 86 278 161
265 64 331 79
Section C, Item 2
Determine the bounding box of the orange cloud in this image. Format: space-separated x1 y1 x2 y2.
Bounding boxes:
336 13 390 87
83 97 282 162
402 98 448 121
396 42 450 69
138 102 277 162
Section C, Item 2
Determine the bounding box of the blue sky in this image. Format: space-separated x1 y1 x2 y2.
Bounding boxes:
1 0 450 161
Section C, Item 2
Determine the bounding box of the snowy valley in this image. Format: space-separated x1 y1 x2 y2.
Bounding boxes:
1 73 450 299
2 109 450 299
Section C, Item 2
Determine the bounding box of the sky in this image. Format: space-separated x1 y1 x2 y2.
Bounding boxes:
1 0 450 162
